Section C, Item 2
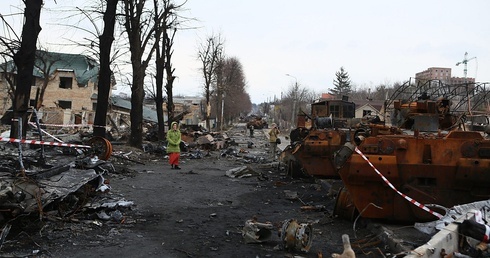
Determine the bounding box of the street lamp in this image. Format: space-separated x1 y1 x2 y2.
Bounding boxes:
285 73 297 84
285 74 298 130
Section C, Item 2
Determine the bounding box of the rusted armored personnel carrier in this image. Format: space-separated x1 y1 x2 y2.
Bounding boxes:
284 99 357 178
335 129 490 222
333 79 490 222
246 115 268 129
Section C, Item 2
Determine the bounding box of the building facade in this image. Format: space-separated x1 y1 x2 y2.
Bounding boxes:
0 51 114 125
415 67 475 84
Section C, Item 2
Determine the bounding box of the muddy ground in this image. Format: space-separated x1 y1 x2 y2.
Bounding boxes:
0 124 430 257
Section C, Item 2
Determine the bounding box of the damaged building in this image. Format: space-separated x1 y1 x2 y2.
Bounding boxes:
0 50 207 134
0 50 115 126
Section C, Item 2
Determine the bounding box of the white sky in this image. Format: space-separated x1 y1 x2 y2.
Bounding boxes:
1 0 489 104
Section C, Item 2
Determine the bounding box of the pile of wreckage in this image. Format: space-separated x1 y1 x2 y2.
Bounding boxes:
280 79 490 257
0 136 132 249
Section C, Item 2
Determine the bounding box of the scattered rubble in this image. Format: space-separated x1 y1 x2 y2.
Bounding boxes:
6 121 485 257
0 121 289 256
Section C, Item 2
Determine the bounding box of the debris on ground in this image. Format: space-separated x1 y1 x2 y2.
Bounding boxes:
225 165 258 178
242 218 274 244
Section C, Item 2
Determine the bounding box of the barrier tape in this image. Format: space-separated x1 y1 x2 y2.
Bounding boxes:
30 122 108 129
354 147 444 219
28 122 64 143
0 136 92 149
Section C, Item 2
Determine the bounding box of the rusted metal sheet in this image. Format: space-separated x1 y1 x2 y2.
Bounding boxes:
335 130 490 222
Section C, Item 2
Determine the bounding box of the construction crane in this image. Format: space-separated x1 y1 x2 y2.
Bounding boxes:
456 52 477 116
456 51 477 83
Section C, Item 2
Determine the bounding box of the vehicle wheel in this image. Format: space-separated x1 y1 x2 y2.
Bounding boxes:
88 136 113 160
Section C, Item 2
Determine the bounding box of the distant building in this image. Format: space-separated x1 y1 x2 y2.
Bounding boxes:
450 76 476 84
354 100 384 119
415 67 452 83
415 67 475 84
164 96 204 125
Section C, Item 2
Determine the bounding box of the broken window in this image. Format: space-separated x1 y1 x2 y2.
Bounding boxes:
363 110 372 117
59 77 73 89
58 100 72 109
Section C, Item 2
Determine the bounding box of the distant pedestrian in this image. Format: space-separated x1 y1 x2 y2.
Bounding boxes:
166 121 181 169
249 124 255 137
268 123 280 160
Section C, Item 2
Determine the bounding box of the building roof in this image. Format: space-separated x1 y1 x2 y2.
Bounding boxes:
0 50 100 86
320 93 335 100
110 95 162 123
173 96 203 105
353 100 384 112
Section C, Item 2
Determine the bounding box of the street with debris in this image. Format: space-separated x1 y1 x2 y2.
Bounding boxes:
0 123 423 258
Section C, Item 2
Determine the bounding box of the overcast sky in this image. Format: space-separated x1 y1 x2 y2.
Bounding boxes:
1 0 489 104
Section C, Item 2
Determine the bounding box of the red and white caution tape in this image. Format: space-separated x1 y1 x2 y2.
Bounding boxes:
28 122 64 143
0 137 91 149
29 122 108 129
354 147 443 219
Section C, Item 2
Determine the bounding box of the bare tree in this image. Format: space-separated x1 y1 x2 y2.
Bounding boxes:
0 14 22 114
198 34 224 131
212 57 251 128
213 56 225 130
122 0 167 147
93 0 118 137
0 56 17 113
10 0 42 138
152 0 167 141
280 81 316 128
33 50 61 110
150 0 186 140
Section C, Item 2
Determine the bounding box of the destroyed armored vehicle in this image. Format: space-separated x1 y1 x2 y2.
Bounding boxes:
334 79 490 222
284 99 357 178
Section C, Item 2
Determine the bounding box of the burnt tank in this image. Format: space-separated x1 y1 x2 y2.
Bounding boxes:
285 99 357 178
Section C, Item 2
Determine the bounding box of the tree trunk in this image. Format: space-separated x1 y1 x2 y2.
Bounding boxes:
216 90 222 131
129 69 145 147
155 48 165 140
166 85 174 126
94 0 118 138
11 0 42 138
35 77 48 110
205 94 211 131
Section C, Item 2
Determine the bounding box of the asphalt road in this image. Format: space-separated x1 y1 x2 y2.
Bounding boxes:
0 124 428 257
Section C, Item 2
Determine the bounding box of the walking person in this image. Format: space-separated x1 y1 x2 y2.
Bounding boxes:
249 124 255 137
268 123 281 160
166 121 181 169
